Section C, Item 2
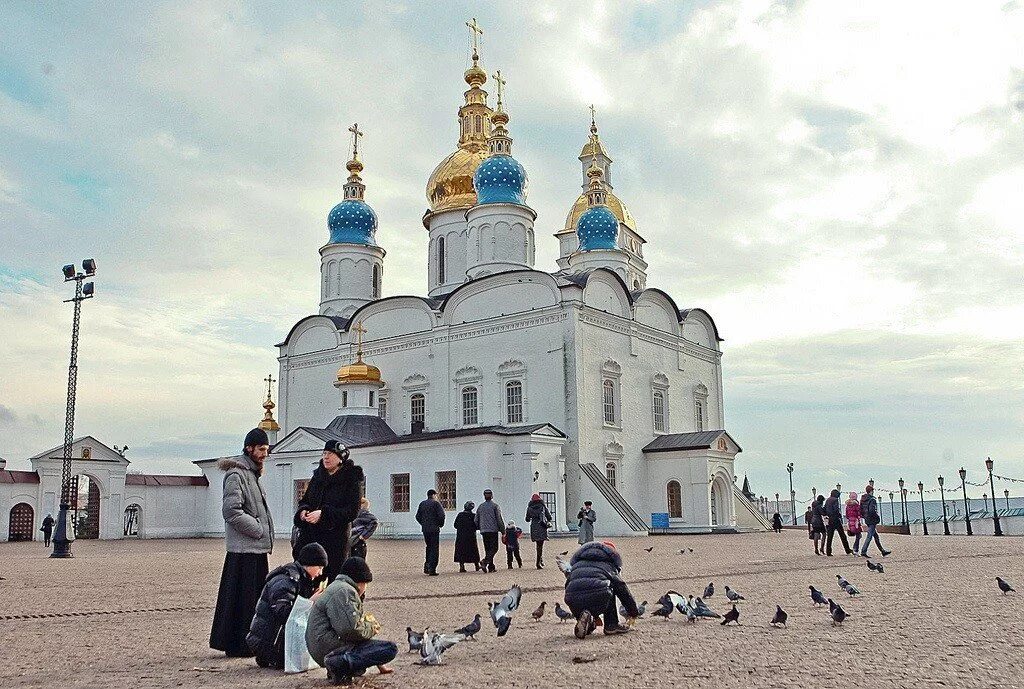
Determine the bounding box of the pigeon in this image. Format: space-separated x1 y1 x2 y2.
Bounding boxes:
997 577 1015 594
692 596 721 619
829 600 849 626
837 574 850 590
703 582 715 599
650 599 674 619
725 586 745 602
407 627 424 653
721 604 740 626
644 546 655 553
846 584 861 596
677 548 694 554
620 600 647 619
455 614 481 639
663 590 687 614
809 586 828 607
418 631 467 665
554 602 574 622
866 560 879 572
770 605 788 627
874 562 884 574
559 550 569 556
555 556 572 578
684 600 697 623
531 601 546 622
489 584 522 637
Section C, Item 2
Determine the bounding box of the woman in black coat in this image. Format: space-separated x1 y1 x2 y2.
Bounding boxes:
453 501 481 573
810 494 827 556
525 493 552 569
292 440 364 582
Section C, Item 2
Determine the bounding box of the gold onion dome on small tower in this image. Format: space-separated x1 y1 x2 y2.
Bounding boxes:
335 357 382 384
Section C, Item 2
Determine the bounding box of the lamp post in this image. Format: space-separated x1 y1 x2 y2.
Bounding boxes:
959 467 972 536
985 457 1002 536
918 481 928 535
901 488 908 527
787 463 796 526
836 483 842 493
51 259 97 559
938 476 950 535
889 492 895 525
812 486 817 501
775 492 780 515
898 477 906 526
1005 489 1010 511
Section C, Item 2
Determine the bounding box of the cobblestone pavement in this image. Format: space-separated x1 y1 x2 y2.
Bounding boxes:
1 531 1022 688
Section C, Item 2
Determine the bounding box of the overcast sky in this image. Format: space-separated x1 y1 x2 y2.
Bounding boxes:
1 1 1022 501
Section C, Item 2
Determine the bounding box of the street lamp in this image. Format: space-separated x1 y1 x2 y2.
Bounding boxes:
938 476 950 535
985 457 1002 536
1005 489 1010 511
787 463 796 526
918 481 928 535
812 486 817 500
901 488 908 527
836 483 842 493
898 477 907 526
889 492 895 525
959 467 972 536
775 492 780 515
51 259 97 558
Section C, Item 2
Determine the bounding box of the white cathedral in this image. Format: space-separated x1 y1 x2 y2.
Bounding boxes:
1 32 771 543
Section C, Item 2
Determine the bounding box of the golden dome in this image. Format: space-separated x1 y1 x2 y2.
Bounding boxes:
580 137 608 159
425 143 490 214
561 189 637 235
335 360 382 384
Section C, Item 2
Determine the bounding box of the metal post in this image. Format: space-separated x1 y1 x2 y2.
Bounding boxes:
959 467 972 536
51 262 95 558
938 476 950 535
1005 489 1010 511
918 482 928 535
889 492 895 525
986 457 1002 536
898 478 906 526
775 492 780 515
787 463 796 526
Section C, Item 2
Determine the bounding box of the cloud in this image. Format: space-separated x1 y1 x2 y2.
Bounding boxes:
0 1 1021 490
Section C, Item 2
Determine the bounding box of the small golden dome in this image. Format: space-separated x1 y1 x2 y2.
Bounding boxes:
464 64 486 87
346 157 364 174
336 360 382 384
425 144 490 213
562 189 637 235
580 137 608 159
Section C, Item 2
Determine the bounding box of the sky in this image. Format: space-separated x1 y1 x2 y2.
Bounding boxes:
1 1 1022 502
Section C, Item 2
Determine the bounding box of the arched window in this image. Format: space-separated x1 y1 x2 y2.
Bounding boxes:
653 390 666 432
462 386 479 426
475 114 482 133
505 380 523 424
437 237 446 285
695 399 705 432
411 393 425 427
602 379 616 425
378 395 388 420
667 481 682 518
372 264 381 299
605 462 617 488
123 504 142 537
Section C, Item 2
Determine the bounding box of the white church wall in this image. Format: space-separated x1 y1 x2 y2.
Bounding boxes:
125 484 207 538
634 291 678 335
355 298 435 339
582 272 630 317
443 274 559 326
646 451 715 531
0 485 41 541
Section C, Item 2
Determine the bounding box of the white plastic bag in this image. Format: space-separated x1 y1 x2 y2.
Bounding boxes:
284 595 314 674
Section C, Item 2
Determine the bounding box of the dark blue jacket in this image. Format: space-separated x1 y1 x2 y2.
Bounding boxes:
246 562 317 668
564 542 639 617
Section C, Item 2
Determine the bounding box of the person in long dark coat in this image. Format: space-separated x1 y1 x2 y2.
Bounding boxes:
811 494 827 555
453 501 481 573
210 428 275 657
293 440 364 583
525 493 552 569
41 514 55 547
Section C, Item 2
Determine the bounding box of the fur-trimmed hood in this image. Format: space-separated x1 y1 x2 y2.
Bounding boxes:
218 454 262 475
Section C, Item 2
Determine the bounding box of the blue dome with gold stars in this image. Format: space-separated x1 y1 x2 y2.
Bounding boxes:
328 199 377 245
577 205 619 251
473 154 528 205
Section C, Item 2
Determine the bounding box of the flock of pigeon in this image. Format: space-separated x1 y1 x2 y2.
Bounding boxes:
403 547 1018 666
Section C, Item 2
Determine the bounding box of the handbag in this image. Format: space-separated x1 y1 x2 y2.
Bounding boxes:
284 595 314 674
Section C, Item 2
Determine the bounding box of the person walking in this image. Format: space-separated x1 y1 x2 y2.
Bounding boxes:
810 494 827 556
577 501 597 545
859 484 891 557
415 489 445 576
210 428 275 657
453 501 481 573
503 521 523 569
475 489 504 573
804 504 813 541
41 514 55 547
771 512 783 533
349 497 378 561
293 440 364 583
825 489 853 556
845 491 863 554
525 493 552 569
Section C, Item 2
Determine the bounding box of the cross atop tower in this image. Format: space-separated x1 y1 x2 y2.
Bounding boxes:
263 373 276 399
493 70 506 109
348 122 363 160
466 18 483 60
351 321 367 361
589 104 598 134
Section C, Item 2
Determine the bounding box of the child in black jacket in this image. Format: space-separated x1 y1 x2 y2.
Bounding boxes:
503 521 523 569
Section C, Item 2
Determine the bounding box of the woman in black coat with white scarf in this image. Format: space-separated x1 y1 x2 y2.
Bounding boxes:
292 440 364 582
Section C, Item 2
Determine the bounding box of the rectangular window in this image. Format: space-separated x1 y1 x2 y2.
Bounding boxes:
653 390 666 432
435 471 457 511
540 491 557 525
294 479 310 510
505 380 523 424
368 390 375 409
391 473 410 513
695 400 705 431
341 390 348 408
378 396 388 420
603 380 616 425
462 386 479 426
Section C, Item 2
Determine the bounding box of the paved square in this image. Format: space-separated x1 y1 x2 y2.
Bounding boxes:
1 532 1022 688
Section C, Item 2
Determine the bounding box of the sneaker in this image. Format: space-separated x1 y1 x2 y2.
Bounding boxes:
603 624 632 635
574 610 593 640
881 550 892 557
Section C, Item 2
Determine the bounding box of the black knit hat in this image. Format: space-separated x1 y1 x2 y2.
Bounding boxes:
297 543 329 567
324 439 350 461
339 556 373 583
243 428 269 450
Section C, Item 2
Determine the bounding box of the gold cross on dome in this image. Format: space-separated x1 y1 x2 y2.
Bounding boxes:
493 69 506 108
348 122 363 159
264 373 276 398
351 321 367 360
466 18 483 56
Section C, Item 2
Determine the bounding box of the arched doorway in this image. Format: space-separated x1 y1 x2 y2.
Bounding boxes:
8 503 35 541
124 504 142 537
710 476 729 527
72 474 101 539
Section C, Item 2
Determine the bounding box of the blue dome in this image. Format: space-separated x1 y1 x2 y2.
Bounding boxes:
473 154 528 205
576 205 619 251
327 199 377 245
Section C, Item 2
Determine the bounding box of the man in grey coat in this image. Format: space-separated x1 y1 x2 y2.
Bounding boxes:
577 501 596 545
210 428 275 656
475 489 504 573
